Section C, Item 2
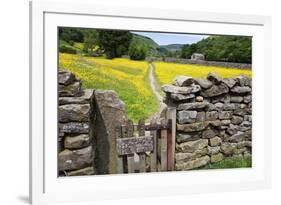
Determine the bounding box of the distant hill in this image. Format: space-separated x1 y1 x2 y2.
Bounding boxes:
131 34 184 57
160 44 183 52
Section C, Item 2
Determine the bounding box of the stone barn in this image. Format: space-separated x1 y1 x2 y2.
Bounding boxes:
191 53 205 61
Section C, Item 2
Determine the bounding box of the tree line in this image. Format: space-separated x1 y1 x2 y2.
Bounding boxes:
59 27 145 60
181 36 252 63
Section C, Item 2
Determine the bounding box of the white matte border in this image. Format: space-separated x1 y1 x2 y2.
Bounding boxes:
30 1 272 204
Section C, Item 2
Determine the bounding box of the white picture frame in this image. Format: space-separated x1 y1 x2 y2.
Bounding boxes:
30 0 272 204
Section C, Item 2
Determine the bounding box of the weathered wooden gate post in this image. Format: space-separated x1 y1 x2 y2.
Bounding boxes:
166 107 176 171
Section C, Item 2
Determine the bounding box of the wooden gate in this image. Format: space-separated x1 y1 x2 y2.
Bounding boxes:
115 108 176 173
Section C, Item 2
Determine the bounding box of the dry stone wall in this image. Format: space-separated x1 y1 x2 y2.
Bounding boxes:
58 70 95 176
162 72 252 170
146 57 251 69
58 70 127 176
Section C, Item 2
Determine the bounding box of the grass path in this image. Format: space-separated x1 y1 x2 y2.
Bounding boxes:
146 63 168 121
148 63 163 103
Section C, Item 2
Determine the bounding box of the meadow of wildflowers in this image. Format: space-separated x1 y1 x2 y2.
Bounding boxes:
153 61 252 86
59 53 252 121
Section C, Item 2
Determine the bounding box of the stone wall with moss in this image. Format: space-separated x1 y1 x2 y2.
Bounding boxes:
162 72 252 170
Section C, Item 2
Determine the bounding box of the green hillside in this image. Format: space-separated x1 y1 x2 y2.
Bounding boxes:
132 34 159 50
160 44 183 52
59 40 84 54
131 33 161 57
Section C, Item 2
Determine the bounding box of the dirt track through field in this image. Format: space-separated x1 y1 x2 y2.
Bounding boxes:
147 63 167 121
148 63 163 103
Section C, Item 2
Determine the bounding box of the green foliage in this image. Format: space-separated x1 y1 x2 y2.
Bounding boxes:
59 27 84 43
128 41 147 60
181 36 252 63
82 29 98 54
68 40 74 46
59 45 77 54
200 156 252 169
97 30 132 59
181 44 198 59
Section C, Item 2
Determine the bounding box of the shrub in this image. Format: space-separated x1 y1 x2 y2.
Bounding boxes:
59 45 77 54
128 42 147 60
69 40 74 46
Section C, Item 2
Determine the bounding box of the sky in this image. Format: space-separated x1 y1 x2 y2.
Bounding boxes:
132 31 208 46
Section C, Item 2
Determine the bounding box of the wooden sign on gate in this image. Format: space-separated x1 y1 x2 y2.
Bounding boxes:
116 136 154 155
